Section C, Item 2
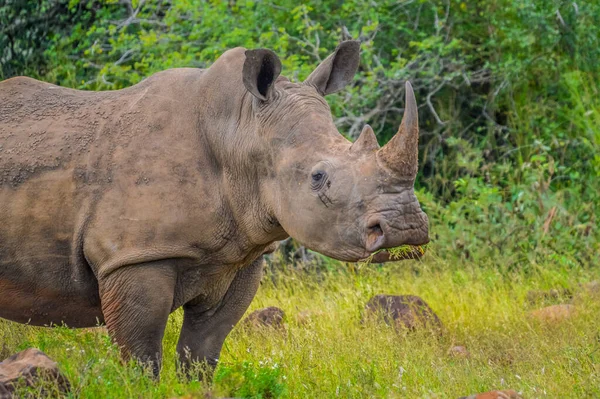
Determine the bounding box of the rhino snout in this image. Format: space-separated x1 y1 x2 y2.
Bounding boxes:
364 211 429 252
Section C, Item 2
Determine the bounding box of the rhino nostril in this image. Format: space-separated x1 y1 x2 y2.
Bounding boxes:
365 223 385 252
370 223 383 236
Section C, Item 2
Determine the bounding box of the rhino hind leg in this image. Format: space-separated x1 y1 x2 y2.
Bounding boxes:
176 257 264 379
99 261 177 378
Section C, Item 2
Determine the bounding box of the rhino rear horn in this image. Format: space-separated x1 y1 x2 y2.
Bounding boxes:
243 49 282 101
377 81 419 176
350 124 379 153
304 40 360 96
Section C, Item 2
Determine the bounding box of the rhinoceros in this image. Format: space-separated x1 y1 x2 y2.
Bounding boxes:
0 41 428 377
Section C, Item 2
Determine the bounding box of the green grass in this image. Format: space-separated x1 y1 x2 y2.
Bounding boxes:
1 254 599 398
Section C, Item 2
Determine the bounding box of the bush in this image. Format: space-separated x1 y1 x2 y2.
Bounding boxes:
2 0 598 266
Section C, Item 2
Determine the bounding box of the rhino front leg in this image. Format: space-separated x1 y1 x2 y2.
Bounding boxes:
99 261 177 378
176 257 264 379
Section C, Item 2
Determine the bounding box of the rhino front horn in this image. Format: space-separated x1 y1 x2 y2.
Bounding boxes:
378 81 419 176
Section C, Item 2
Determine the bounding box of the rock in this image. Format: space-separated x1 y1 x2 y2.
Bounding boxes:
581 280 600 296
448 345 470 358
363 295 443 332
573 280 600 304
529 304 576 323
487 351 515 367
526 288 572 305
243 307 285 329
0 348 70 398
458 389 522 399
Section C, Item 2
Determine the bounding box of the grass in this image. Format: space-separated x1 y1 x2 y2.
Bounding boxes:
1 253 599 398
358 244 429 265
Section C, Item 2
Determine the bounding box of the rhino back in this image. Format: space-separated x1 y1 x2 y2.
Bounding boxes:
1 77 105 187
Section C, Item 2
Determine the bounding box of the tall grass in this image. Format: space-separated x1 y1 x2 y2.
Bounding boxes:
2 254 598 398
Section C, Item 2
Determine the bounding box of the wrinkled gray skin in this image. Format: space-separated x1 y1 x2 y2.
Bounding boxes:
0 41 428 378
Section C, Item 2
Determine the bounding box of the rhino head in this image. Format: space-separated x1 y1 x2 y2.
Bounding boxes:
241 41 429 262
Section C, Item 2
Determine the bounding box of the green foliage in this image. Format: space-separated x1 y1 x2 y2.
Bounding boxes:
8 0 597 266
2 0 599 266
215 360 287 398
0 0 100 80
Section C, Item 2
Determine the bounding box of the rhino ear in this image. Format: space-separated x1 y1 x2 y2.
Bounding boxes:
304 40 360 96
243 49 282 101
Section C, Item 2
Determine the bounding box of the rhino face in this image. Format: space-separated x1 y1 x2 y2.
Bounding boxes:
242 41 429 262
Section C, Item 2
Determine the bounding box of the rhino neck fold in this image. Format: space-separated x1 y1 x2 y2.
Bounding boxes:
195 80 287 248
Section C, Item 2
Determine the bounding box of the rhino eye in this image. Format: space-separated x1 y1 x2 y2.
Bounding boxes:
311 171 327 190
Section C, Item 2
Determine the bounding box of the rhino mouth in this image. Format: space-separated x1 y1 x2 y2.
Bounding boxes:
362 245 428 263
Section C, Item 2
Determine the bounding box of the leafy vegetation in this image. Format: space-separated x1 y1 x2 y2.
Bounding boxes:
1 0 599 397
2 0 598 265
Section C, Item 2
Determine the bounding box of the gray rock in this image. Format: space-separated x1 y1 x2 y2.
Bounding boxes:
526 288 572 305
363 295 443 333
0 348 69 398
578 280 600 298
448 345 470 358
243 307 285 329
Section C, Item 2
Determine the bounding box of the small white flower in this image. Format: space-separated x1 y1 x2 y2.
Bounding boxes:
398 366 406 379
